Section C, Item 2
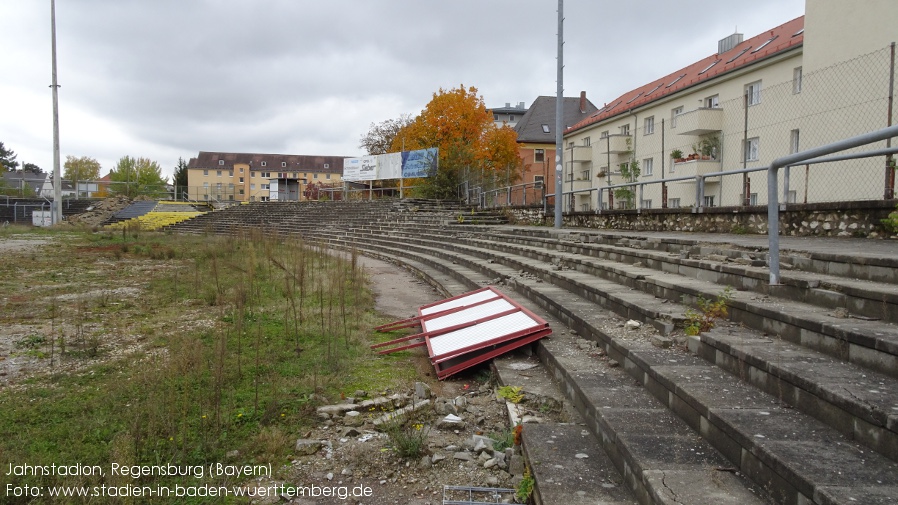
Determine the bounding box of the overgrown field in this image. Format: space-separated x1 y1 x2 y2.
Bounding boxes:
0 225 419 503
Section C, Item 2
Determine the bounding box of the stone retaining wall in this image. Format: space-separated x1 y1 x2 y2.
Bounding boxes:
506 200 898 238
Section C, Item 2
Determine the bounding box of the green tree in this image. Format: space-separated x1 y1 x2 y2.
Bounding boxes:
0 141 19 171
64 155 101 195
22 162 43 174
390 85 521 199
173 157 189 199
109 156 168 197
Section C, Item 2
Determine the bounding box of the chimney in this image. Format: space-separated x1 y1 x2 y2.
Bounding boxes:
718 32 744 55
518 101 525 108
579 91 587 113
505 102 511 108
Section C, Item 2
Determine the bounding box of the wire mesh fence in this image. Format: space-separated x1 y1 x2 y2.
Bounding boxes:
527 44 898 213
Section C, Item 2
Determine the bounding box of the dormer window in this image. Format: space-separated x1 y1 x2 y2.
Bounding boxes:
541 124 550 134
281 162 287 167
261 161 267 167
218 160 224 166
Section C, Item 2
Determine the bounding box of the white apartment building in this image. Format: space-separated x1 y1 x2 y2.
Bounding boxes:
563 0 898 213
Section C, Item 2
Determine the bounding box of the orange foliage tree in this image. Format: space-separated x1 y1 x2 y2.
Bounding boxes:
391 85 521 199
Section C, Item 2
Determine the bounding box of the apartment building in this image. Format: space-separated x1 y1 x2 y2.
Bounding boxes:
563 0 898 213
186 152 346 202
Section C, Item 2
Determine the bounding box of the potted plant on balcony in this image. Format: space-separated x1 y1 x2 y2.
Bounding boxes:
698 134 720 160
671 149 685 163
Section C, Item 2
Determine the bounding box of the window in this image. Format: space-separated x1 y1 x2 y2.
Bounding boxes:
534 149 545 162
790 129 800 154
281 162 287 167
250 184 255 190
746 81 762 105
261 161 267 167
600 130 609 138
703 195 715 207
324 164 329 169
239 189 245 195
620 124 630 136
744 137 760 162
239 177 244 183
793 67 803 94
326 174 331 179
314 173 319 179
239 167 243 173
582 137 590 146
493 114 499 121
218 160 224 166
643 158 653 176
203 182 209 189
750 193 758 206
669 198 681 208
705 95 719 108
216 170 222 176
671 106 684 127
541 124 550 134
568 142 574 148
203 170 208 176
229 170 233 177
644 116 655 135
510 115 515 122
216 182 222 190
534 175 545 187
641 199 652 209
580 203 590 212
580 169 590 180
251 172 255 178
261 184 269 190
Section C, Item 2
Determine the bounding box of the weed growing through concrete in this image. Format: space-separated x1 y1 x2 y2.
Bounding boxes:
684 286 734 336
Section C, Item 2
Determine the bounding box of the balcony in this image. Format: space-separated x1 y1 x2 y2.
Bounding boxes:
568 144 593 163
568 178 594 192
675 107 723 136
670 157 722 178
599 134 632 154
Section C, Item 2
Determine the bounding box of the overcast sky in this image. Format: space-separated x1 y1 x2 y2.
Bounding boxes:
1 1 805 180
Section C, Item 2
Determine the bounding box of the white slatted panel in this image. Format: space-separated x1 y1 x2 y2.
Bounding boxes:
423 299 515 332
428 312 538 357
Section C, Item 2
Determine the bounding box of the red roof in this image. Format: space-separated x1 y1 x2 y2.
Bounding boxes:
568 16 804 133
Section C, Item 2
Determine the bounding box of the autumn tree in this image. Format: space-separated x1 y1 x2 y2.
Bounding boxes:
390 85 521 199
359 114 414 155
109 156 168 197
64 155 101 195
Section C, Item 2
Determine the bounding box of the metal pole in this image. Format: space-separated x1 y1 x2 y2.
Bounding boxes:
553 0 563 228
50 0 63 224
886 42 895 200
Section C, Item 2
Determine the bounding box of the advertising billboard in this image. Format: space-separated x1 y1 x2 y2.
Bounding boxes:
342 148 438 182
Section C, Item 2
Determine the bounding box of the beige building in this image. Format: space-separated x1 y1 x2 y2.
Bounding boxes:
186 152 346 202
563 0 898 212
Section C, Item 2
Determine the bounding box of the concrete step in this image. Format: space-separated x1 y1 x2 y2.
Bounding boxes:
309 232 898 505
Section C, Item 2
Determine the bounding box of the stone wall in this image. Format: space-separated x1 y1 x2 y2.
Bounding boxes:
506 200 898 238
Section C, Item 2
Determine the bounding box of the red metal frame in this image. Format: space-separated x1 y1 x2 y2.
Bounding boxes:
372 286 552 379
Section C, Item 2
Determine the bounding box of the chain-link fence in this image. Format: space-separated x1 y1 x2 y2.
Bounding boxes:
547 44 898 213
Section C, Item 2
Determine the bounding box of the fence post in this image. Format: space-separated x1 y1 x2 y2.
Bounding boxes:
694 176 704 212
597 188 603 214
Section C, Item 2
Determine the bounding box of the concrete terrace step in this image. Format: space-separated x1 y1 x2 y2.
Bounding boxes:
306 231 898 505
358 226 898 380
341 239 767 505
334 226 898 458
